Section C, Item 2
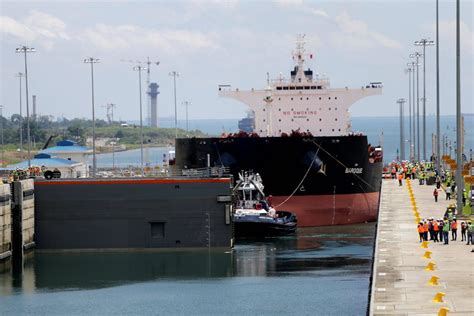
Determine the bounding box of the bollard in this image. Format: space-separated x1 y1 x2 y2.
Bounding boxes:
423 251 432 259
437 307 449 316
433 292 445 303
421 241 429 248
429 276 440 286
425 262 436 271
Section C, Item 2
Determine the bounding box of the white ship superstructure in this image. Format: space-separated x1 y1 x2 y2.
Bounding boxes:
218 35 383 137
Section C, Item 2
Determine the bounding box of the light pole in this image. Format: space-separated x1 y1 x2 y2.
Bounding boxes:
15 72 24 154
134 65 147 177
409 52 423 161
397 99 406 161
407 61 419 160
169 71 179 139
15 45 35 168
455 0 463 214
0 105 4 167
84 57 99 178
405 66 413 160
415 39 435 161
436 0 441 172
182 101 190 133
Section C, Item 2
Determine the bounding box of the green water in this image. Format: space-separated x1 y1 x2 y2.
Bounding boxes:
0 224 375 315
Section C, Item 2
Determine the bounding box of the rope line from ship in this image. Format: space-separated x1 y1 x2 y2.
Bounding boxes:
309 140 377 192
273 145 321 208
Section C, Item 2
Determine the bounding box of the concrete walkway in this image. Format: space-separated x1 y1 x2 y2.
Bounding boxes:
370 178 474 316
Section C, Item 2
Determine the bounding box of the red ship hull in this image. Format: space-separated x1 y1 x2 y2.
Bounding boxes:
272 192 380 227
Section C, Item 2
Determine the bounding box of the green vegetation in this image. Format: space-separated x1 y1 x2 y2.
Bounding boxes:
0 115 208 165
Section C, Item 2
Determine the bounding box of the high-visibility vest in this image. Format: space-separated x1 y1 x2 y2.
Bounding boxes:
433 222 439 231
423 223 429 232
417 225 424 233
451 222 457 229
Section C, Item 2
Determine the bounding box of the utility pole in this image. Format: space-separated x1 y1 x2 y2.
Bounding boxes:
405 67 413 160
169 71 179 139
134 65 147 177
415 39 435 161
182 101 190 133
455 0 463 214
15 73 24 154
410 52 423 161
84 57 100 178
436 0 441 173
15 45 35 168
397 99 406 161
0 105 4 167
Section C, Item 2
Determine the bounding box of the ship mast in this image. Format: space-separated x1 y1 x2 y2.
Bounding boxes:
293 34 307 84
264 72 273 136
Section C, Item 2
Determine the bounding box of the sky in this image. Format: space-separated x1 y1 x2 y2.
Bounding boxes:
0 0 473 123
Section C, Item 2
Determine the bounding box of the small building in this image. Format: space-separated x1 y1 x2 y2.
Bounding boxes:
41 140 92 176
7 153 85 178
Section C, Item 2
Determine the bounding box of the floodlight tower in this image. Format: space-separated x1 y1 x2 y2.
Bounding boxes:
414 39 435 161
133 65 147 177
15 45 35 168
397 99 406 161
15 72 24 153
409 52 423 161
84 57 100 178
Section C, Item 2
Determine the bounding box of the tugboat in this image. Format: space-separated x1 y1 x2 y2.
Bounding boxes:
233 171 297 237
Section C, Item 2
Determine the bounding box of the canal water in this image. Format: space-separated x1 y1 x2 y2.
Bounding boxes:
0 224 375 315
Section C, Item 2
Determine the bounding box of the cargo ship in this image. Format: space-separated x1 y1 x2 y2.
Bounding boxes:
176 35 383 227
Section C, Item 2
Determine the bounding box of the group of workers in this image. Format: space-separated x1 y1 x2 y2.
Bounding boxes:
417 216 473 246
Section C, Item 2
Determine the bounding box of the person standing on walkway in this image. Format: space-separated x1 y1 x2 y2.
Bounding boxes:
451 219 458 241
436 176 441 189
423 221 429 241
439 220 444 243
428 218 434 241
466 221 473 245
445 186 451 200
417 222 424 243
461 221 467 241
433 188 439 202
397 173 403 186
442 220 450 245
433 220 439 242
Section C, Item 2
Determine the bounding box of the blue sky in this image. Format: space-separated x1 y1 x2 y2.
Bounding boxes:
0 0 472 122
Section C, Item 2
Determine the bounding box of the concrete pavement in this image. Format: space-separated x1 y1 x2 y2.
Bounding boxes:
370 178 474 315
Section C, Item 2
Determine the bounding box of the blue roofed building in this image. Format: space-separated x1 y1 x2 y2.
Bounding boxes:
40 140 92 176
7 153 85 178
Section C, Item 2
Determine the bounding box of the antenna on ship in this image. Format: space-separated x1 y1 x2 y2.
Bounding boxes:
264 72 273 137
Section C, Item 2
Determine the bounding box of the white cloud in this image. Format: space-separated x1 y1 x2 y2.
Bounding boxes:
331 11 402 51
0 10 70 49
79 23 218 53
311 9 329 18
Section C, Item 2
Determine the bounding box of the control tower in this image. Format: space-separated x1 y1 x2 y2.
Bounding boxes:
148 82 160 127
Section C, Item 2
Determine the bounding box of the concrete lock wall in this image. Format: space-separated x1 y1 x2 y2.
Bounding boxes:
34 178 233 250
20 179 35 247
0 184 12 260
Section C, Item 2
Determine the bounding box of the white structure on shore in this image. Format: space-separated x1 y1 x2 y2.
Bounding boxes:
40 140 92 177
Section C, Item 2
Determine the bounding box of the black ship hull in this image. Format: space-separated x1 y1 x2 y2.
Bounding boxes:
176 135 383 227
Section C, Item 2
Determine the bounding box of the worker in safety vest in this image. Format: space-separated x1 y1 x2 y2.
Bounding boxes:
433 188 439 202
397 173 403 186
438 220 444 243
451 219 458 241
417 222 424 242
442 220 450 245
423 221 429 241
461 221 467 241
433 220 439 242
466 221 473 245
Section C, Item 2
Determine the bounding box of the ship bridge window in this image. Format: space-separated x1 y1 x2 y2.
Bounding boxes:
290 87 296 90
311 86 317 89
317 86 322 89
296 86 303 90
276 87 282 90
283 86 289 90
304 86 310 90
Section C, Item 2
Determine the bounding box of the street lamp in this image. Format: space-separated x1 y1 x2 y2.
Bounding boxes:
15 72 24 154
134 65 147 177
169 71 179 139
15 45 35 168
404 66 413 160
415 39 435 161
84 57 100 178
435 0 441 173
407 61 419 160
397 98 406 161
409 52 423 161
455 0 463 216
182 101 191 133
